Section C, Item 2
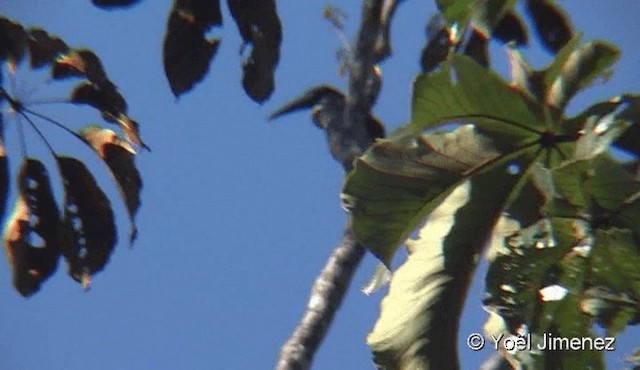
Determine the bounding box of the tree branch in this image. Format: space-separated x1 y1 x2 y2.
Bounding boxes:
275 222 366 370
275 1 401 369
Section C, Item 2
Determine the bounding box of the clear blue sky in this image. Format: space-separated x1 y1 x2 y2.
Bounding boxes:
0 1 638 369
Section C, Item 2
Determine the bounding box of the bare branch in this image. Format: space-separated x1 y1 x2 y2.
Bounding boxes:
275 223 366 370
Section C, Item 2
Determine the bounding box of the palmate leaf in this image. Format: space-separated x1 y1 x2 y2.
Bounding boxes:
344 46 640 367
0 16 144 295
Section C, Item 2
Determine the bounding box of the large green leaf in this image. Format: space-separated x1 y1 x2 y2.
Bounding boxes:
368 140 539 368
343 122 538 264
345 41 640 368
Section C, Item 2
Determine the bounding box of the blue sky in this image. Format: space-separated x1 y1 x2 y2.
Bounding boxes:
0 1 639 369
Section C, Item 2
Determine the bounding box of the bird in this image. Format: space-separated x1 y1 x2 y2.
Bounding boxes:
269 85 385 171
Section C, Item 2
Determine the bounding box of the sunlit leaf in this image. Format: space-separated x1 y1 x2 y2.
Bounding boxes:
368 143 536 368
57 157 116 286
546 40 620 110
80 125 142 243
163 0 222 97
3 159 62 296
227 0 282 103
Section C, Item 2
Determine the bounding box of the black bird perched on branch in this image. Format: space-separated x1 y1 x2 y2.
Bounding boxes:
269 85 385 171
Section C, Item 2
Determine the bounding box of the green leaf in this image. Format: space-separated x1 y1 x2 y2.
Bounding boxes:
369 140 537 368
411 55 545 141
344 123 538 264
436 0 473 26
546 40 620 110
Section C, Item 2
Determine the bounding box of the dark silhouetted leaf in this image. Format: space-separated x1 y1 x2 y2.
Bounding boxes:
464 28 489 67
163 0 222 97
80 126 142 243
0 16 28 67
526 0 573 53
3 159 62 296
52 49 110 85
71 81 127 118
57 157 116 286
492 10 528 46
420 14 451 73
228 0 282 103
27 28 69 69
92 0 142 9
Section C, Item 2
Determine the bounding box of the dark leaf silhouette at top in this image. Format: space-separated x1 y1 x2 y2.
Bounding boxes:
81 125 142 243
228 0 282 103
492 10 528 46
57 157 116 287
0 17 28 66
92 0 142 9
4 160 62 296
526 0 573 53
163 0 222 97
